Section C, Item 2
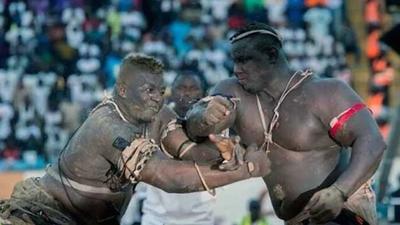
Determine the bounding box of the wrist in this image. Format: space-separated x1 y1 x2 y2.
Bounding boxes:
332 183 348 201
237 162 252 178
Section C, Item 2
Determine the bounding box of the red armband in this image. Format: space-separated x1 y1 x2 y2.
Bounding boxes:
329 103 368 138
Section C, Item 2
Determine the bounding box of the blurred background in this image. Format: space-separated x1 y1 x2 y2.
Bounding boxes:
0 0 399 224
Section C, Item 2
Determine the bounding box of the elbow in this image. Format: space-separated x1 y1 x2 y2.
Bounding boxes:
377 136 387 154
373 136 386 161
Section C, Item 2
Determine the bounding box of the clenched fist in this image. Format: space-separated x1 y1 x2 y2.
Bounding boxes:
202 96 235 126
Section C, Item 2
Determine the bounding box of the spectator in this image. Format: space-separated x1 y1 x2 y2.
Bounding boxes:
138 72 215 225
286 0 305 28
240 200 269 225
304 3 333 43
266 0 287 26
228 0 247 29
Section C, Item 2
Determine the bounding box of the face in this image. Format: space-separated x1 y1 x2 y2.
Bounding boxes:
171 75 204 113
121 70 165 122
231 38 271 93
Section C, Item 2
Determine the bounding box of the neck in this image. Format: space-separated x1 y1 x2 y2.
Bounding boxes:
260 66 295 101
112 94 143 127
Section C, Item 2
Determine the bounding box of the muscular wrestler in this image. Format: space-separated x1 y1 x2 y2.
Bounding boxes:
125 71 216 225
186 23 386 225
0 53 270 225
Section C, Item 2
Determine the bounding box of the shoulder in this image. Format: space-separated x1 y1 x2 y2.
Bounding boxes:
86 105 142 147
211 78 244 97
150 105 180 138
153 105 178 127
303 77 360 105
304 77 353 96
302 77 366 127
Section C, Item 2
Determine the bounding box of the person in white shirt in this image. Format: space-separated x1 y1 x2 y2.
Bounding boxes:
0 99 14 140
303 4 333 43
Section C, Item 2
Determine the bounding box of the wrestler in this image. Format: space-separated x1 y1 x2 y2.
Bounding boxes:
185 22 386 225
135 72 217 225
0 53 270 225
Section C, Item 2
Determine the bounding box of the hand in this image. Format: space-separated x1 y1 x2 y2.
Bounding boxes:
208 134 236 161
203 96 234 126
243 144 271 177
209 134 245 171
305 185 345 224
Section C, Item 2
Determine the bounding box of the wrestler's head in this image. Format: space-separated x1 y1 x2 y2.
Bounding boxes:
115 53 165 122
230 22 285 93
170 71 205 117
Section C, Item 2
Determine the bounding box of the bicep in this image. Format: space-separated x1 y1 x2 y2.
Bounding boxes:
162 128 221 162
314 80 381 146
139 151 170 184
138 151 198 193
161 127 192 158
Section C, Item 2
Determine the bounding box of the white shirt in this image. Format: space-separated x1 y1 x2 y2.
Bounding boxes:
304 7 332 42
0 102 14 139
132 106 216 225
141 184 216 225
267 0 287 24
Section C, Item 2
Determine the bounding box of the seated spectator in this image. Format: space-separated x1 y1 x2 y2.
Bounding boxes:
304 3 332 43
0 98 14 141
267 0 287 26
1 138 20 161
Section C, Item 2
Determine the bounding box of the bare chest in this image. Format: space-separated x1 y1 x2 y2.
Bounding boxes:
235 94 328 151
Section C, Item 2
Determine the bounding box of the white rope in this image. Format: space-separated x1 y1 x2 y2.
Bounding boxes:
105 99 129 123
256 70 312 154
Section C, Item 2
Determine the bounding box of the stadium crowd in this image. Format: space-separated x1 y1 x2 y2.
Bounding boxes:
1 0 399 225
0 0 373 171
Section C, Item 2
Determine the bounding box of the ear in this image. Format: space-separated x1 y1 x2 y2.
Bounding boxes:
118 84 127 98
267 47 279 64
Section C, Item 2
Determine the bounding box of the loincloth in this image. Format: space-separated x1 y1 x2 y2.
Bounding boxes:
0 177 77 225
286 208 370 225
286 182 378 225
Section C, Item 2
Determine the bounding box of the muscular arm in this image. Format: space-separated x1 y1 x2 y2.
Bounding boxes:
140 151 250 193
314 79 386 197
159 105 226 163
162 128 222 163
186 79 238 140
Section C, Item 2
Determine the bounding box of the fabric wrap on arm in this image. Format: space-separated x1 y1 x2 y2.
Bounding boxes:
329 103 368 138
118 138 159 184
160 119 183 158
204 94 239 110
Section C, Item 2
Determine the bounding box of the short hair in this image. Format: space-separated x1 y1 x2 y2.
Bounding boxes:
118 53 164 83
230 22 283 48
172 71 206 93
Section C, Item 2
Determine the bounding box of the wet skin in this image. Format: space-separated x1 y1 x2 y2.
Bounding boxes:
39 68 270 225
212 77 344 219
186 36 385 221
169 75 204 118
